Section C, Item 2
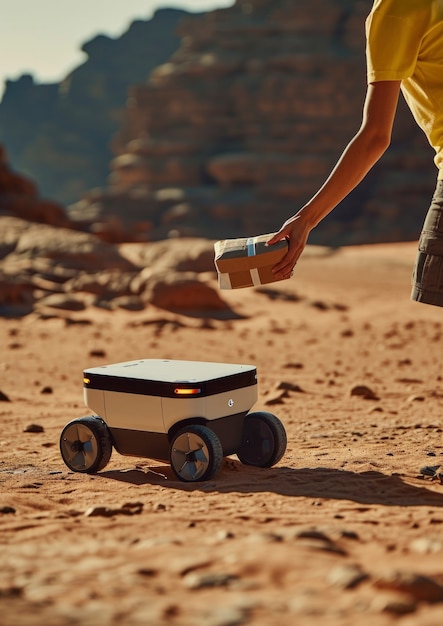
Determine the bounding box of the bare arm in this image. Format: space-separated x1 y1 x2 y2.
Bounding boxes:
269 80 402 278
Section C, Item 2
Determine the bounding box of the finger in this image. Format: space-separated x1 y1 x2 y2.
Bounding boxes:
266 227 290 246
272 257 296 277
273 245 299 271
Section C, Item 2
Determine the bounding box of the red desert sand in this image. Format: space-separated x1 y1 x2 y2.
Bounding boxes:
2 241 443 626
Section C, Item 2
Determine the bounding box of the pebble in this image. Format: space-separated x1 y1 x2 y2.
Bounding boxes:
89 349 107 357
0 389 10 402
246 531 283 544
407 394 425 403
350 385 379 400
0 506 16 514
213 529 235 542
327 564 369 589
372 594 417 615
264 390 289 406
374 570 443 603
183 572 238 590
277 381 304 393
295 529 347 555
23 423 44 433
0 585 23 598
84 502 144 517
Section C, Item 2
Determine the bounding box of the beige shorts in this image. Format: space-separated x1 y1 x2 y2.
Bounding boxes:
411 180 443 307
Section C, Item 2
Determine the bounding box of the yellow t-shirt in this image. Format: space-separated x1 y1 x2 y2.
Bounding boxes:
366 0 443 179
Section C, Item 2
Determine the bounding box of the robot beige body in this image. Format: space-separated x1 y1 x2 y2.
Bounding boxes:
59 359 287 482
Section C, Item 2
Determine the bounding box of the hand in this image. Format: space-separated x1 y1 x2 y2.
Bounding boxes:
267 212 311 279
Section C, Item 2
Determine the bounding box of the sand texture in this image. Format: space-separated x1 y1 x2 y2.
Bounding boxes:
2 242 443 626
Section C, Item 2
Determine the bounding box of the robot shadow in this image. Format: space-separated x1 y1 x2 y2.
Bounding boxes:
98 459 443 508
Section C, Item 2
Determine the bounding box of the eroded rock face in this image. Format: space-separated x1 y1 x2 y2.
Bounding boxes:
0 215 224 318
0 145 70 228
70 0 435 247
0 9 192 205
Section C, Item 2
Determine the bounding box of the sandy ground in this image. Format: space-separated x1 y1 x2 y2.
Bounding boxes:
2 241 443 626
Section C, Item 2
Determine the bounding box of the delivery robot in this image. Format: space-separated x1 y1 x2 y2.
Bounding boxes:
59 359 287 482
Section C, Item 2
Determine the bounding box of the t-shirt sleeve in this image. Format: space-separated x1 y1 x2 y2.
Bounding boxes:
366 9 425 83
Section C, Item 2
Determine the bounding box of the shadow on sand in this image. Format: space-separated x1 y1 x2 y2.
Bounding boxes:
98 460 443 508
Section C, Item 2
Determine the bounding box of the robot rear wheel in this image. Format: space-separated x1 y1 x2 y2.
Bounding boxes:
237 411 287 468
60 416 113 474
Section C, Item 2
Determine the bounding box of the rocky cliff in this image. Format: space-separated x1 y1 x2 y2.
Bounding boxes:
69 0 436 247
0 144 70 229
0 8 191 205
0 143 225 318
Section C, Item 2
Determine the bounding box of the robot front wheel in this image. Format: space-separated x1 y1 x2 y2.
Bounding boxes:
169 424 223 482
60 416 113 474
237 411 287 468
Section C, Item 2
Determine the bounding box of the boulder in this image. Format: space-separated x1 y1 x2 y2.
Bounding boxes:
0 215 226 318
0 145 71 228
139 270 230 314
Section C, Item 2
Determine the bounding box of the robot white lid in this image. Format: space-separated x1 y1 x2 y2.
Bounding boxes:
84 359 256 384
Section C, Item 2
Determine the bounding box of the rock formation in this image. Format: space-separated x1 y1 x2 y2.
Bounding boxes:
69 0 435 247
0 143 231 319
0 144 70 228
0 8 192 205
0 213 225 318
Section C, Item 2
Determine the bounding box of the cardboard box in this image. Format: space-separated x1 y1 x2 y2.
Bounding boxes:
214 233 289 289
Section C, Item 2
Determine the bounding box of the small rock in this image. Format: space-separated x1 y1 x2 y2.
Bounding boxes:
40 386 53 394
0 586 23 598
0 390 10 402
0 506 16 514
214 529 235 541
295 530 347 555
310 300 329 310
368 406 384 413
246 531 283 544
24 423 44 433
89 349 107 358
338 529 360 540
137 568 157 577
374 571 443 603
407 394 425 403
296 529 331 541
112 295 144 311
350 385 379 400
328 564 369 589
284 362 304 369
341 329 354 337
85 502 143 517
264 390 289 405
372 594 417 615
277 381 304 393
183 572 238 589
38 293 86 311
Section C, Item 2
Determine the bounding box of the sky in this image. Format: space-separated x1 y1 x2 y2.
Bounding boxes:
0 0 234 98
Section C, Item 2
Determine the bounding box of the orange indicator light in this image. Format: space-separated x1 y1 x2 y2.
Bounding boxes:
83 377 91 385
174 388 201 395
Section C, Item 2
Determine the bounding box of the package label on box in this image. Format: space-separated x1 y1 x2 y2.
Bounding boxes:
214 233 288 289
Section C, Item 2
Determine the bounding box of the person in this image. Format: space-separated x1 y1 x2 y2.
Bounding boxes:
269 0 443 307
